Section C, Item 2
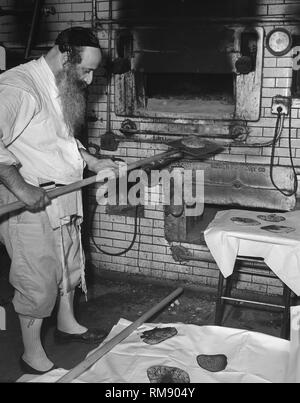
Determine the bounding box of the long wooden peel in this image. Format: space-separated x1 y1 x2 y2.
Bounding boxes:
0 150 182 217
55 287 184 383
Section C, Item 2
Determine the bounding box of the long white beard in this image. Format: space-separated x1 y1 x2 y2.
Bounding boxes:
55 64 87 137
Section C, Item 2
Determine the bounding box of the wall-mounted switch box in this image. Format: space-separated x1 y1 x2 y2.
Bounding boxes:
271 95 291 115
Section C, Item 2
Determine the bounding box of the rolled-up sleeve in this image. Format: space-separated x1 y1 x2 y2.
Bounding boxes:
0 85 37 166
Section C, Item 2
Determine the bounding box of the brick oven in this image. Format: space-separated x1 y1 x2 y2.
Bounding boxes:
115 24 264 122
85 0 300 298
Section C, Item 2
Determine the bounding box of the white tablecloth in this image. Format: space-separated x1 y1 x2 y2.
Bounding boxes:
20 318 291 383
204 209 300 296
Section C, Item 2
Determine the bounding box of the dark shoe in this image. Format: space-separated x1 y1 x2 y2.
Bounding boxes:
20 357 57 375
54 328 108 344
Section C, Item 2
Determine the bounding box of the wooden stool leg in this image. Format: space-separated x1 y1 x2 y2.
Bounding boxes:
215 272 225 325
281 285 292 339
225 274 234 299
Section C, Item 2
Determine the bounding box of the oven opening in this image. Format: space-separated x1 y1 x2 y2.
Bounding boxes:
143 73 236 116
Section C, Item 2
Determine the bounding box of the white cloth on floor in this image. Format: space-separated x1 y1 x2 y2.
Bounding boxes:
19 319 291 383
204 209 300 296
286 306 300 382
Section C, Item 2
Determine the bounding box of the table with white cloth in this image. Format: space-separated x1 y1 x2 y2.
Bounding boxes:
204 209 300 337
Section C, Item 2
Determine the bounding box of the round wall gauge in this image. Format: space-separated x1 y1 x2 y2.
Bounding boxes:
266 28 293 56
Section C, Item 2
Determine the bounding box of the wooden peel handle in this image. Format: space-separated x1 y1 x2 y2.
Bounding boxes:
0 150 181 217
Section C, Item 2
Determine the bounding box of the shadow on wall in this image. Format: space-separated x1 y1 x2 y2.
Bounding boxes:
117 0 257 20
0 0 44 68
0 0 35 45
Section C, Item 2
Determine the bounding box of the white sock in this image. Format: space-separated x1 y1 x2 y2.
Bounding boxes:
19 315 53 371
57 291 87 334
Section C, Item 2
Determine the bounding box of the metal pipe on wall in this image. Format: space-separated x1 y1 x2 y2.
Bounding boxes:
91 0 99 31
84 16 300 27
25 0 43 60
106 0 113 133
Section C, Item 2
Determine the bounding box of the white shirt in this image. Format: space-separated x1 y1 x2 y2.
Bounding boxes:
0 56 85 186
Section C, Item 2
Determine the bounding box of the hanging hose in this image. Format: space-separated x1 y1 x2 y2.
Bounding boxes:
270 108 298 197
90 202 141 256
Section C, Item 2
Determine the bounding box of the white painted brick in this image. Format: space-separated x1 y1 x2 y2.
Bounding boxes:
277 57 293 68
245 155 273 164
250 117 280 127
281 137 300 148
261 97 272 108
90 235 113 246
154 221 165 229
153 254 175 264
192 267 219 278
59 12 85 21
236 281 267 294
140 244 167 254
100 230 126 240
262 87 291 98
279 156 300 165
214 154 246 163
231 147 261 156
264 58 277 68
100 222 113 231
122 250 137 259
138 252 153 260
256 5 268 15
140 218 154 227
139 226 154 236
139 235 153 244
112 256 137 266
268 4 300 15
263 78 276 87
252 275 282 287
112 240 137 249
153 228 165 237
113 223 134 233
72 3 91 12
103 215 126 224
276 78 292 88
267 285 283 296
259 0 287 4
248 126 263 137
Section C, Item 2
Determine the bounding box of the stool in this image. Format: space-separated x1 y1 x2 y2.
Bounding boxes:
215 256 295 339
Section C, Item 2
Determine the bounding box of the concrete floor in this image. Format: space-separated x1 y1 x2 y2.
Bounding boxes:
0 247 285 383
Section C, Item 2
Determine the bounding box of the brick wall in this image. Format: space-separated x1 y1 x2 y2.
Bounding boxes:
1 0 299 296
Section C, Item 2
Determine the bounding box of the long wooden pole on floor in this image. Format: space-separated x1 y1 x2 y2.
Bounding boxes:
55 287 184 383
0 150 181 218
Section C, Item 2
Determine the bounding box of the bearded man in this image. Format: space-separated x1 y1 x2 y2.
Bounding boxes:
0 27 117 374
